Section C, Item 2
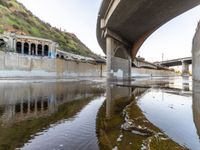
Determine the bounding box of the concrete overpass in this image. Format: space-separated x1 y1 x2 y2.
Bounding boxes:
97 0 200 80
155 57 192 76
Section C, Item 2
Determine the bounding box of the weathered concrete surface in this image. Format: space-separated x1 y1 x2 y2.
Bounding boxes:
0 51 106 78
131 67 176 77
110 56 131 79
192 22 200 81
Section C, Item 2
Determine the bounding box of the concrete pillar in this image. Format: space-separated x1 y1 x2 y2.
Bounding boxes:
42 44 44 56
21 42 24 54
192 23 200 81
28 43 31 55
106 37 113 79
9 37 13 51
13 39 16 52
106 36 131 80
36 44 38 56
182 61 189 76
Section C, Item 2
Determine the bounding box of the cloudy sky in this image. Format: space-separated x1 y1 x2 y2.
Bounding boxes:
17 0 200 62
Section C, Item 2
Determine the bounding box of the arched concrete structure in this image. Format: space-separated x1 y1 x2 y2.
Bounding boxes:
31 43 36 55
16 42 22 53
37 44 42 56
0 32 58 58
97 0 200 79
24 42 29 55
44 45 49 56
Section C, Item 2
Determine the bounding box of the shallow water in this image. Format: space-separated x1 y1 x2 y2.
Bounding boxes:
0 77 199 150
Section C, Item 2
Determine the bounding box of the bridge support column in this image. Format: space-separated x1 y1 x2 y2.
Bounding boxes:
182 61 190 76
106 37 131 81
106 37 113 79
192 23 200 81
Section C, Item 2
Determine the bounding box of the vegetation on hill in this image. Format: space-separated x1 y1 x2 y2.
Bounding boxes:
0 0 97 58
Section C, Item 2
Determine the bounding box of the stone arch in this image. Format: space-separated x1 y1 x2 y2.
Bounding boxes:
44 45 49 56
37 44 42 56
31 43 36 55
56 54 60 58
61 55 64 59
16 42 22 53
24 42 29 55
114 46 130 59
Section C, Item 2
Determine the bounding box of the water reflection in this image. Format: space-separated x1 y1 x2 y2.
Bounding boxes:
97 83 149 150
193 81 200 141
0 80 105 150
105 83 132 119
1 77 200 150
131 78 200 149
97 77 200 150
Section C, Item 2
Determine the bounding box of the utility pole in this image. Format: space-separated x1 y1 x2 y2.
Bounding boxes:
162 53 164 62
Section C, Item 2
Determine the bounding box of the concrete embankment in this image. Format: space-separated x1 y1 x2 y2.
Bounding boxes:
0 51 106 78
0 51 176 78
132 67 177 77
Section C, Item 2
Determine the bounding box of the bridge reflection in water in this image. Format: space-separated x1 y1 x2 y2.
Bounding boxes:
97 77 200 150
0 77 200 150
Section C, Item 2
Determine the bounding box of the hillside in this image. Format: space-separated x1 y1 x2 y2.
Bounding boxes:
0 0 97 58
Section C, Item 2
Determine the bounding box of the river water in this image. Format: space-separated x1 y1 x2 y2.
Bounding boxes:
0 77 199 150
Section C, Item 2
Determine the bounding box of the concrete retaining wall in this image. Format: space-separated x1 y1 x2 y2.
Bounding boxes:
132 67 176 77
0 51 106 78
0 51 176 78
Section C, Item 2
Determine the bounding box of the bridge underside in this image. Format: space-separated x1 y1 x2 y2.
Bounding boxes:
98 0 200 56
161 59 192 67
97 0 200 80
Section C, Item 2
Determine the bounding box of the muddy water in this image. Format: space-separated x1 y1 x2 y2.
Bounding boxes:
0 77 199 150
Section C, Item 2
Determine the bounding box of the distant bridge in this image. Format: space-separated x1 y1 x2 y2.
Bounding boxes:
155 57 192 76
155 57 192 67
